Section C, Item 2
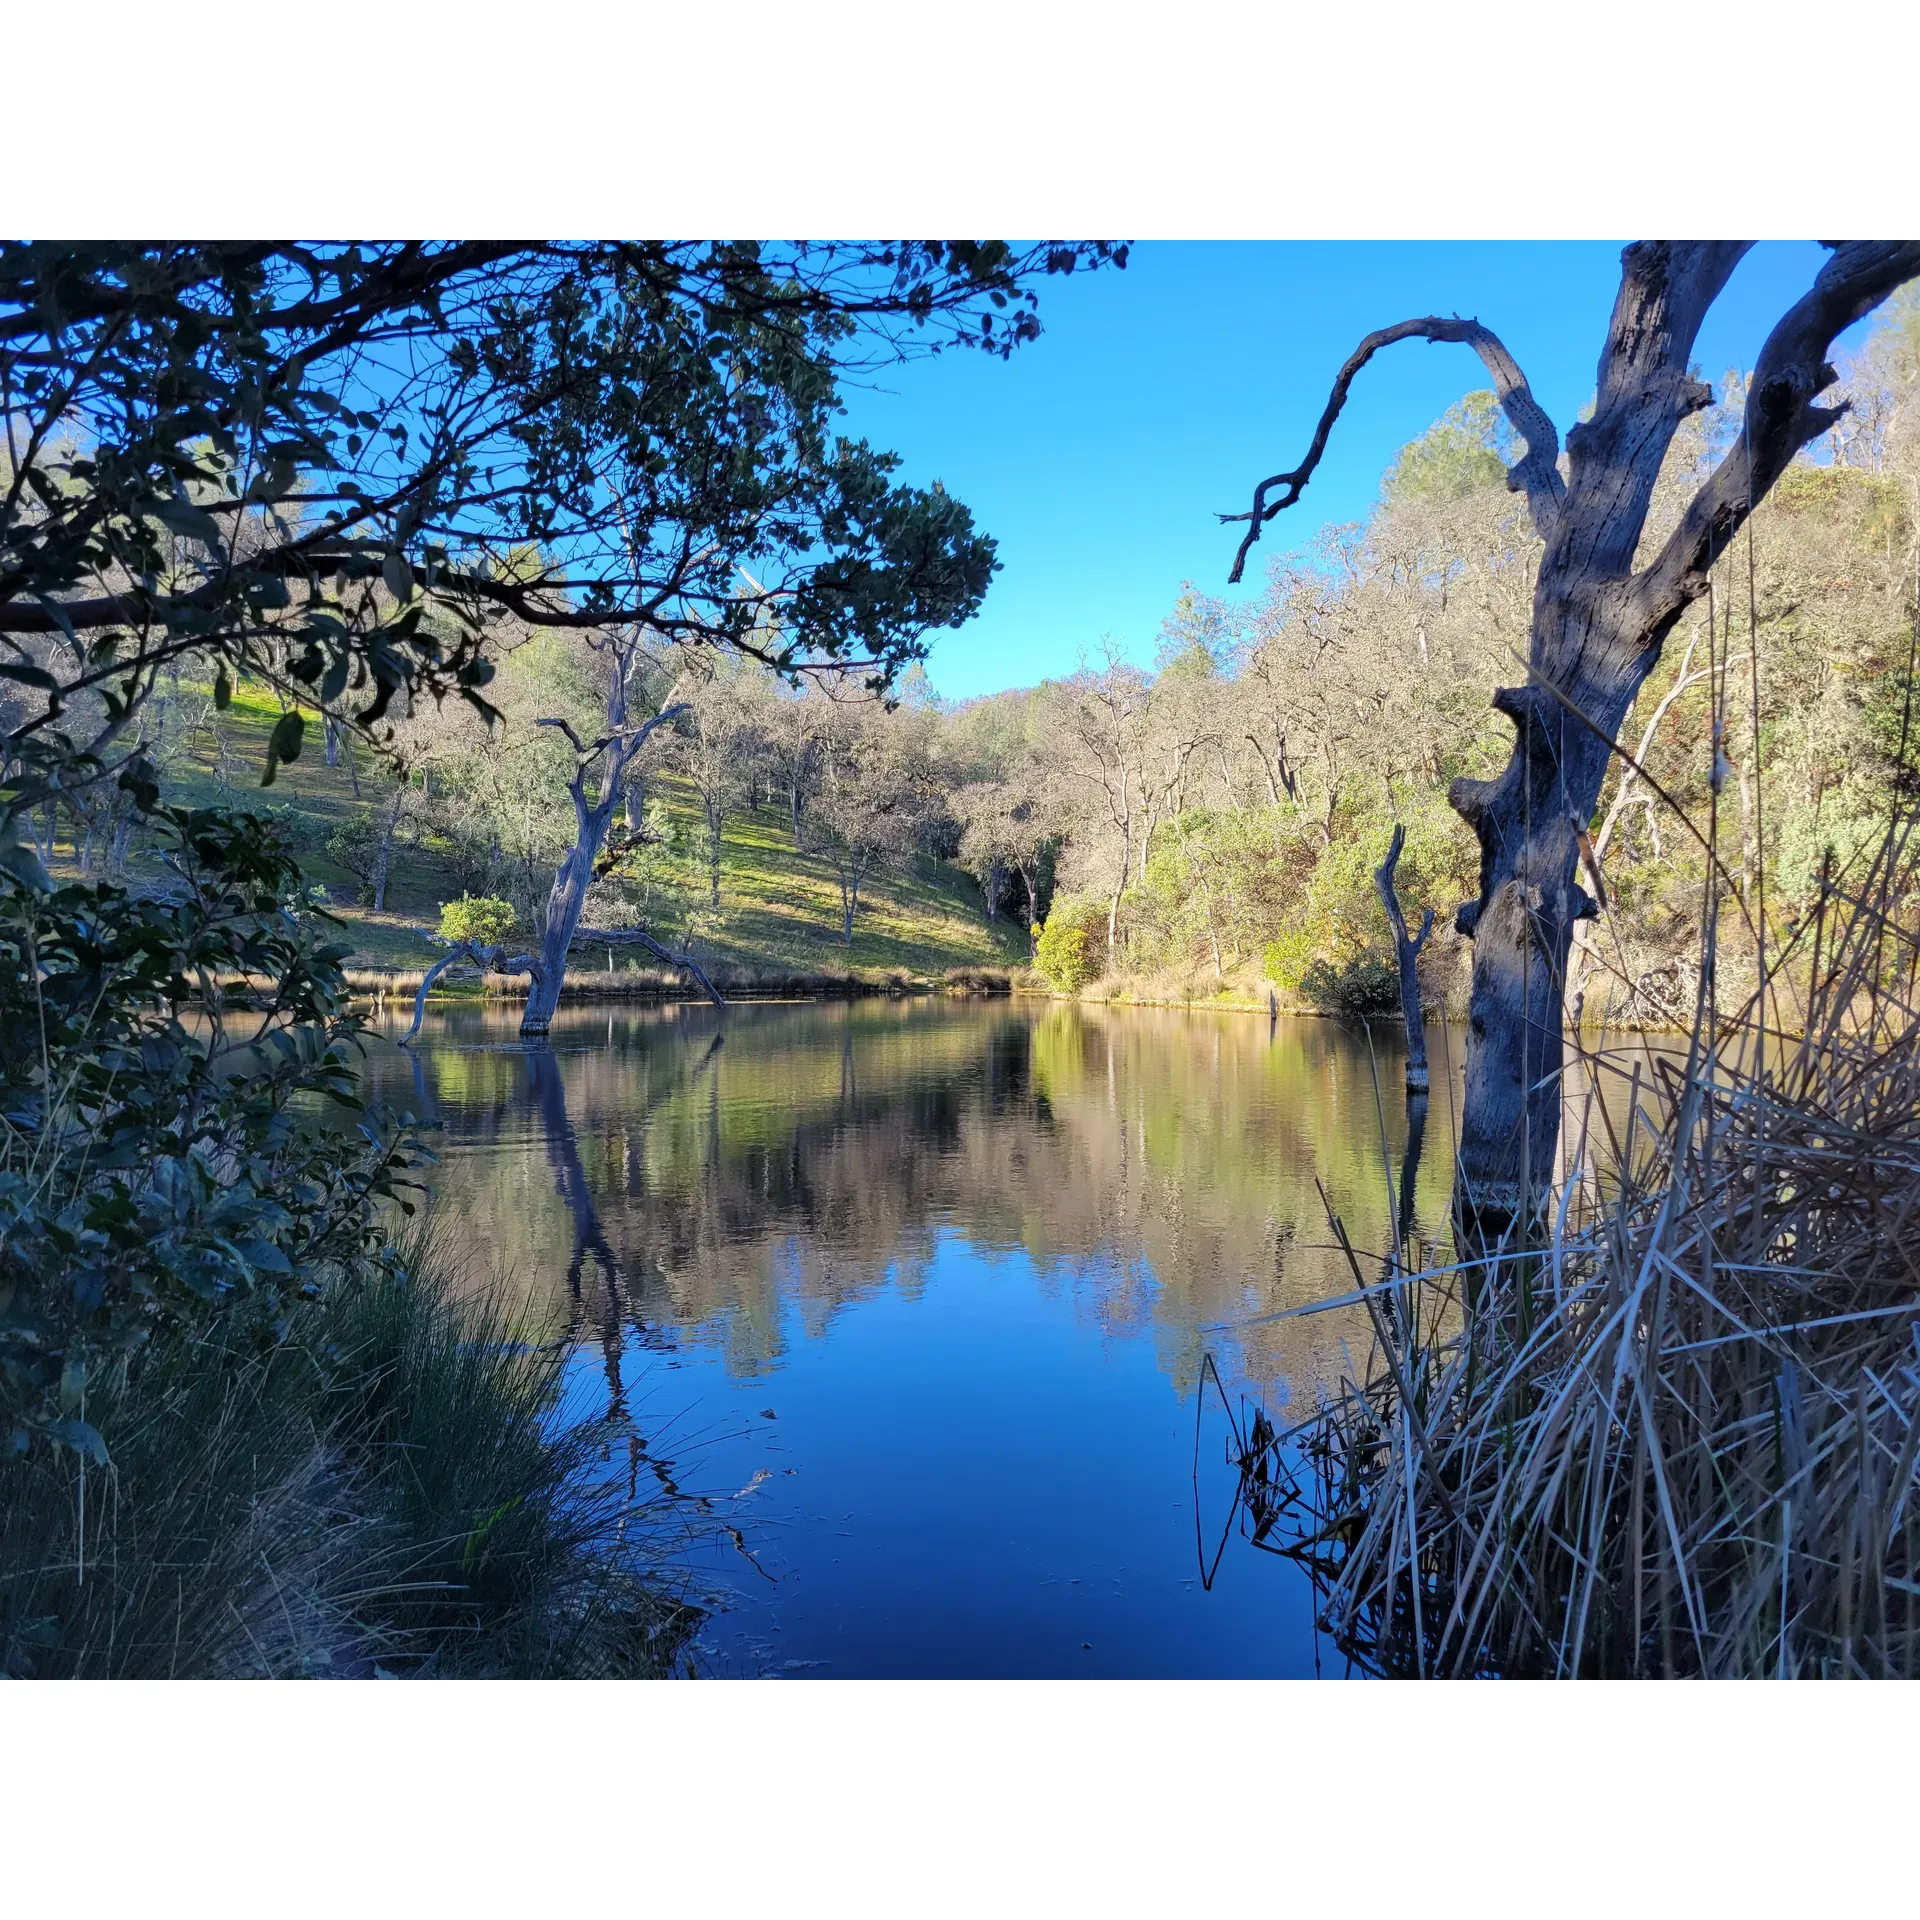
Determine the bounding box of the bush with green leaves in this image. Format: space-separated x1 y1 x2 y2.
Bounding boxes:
325 813 384 906
1297 953 1401 1019
438 894 518 946
1261 926 1320 994
1034 898 1104 993
0 806 428 1464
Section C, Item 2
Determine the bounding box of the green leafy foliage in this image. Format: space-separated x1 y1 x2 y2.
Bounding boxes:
0 806 429 1458
0 241 1122 843
325 812 384 905
1380 389 1511 506
1034 896 1105 992
1296 954 1401 1018
439 894 517 945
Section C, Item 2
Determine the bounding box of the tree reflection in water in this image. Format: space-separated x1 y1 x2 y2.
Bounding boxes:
357 999 1499 1674
365 999 1461 1408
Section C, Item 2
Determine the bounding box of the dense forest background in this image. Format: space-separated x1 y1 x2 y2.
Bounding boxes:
20 288 1919 1024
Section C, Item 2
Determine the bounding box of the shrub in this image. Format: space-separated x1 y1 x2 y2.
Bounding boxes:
1298 953 1400 1019
1034 916 1098 992
325 813 383 905
1261 926 1320 992
439 893 518 945
0 806 427 1461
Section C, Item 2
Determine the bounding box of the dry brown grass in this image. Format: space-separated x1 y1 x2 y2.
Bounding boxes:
1241 815 1920 1677
336 962 932 1003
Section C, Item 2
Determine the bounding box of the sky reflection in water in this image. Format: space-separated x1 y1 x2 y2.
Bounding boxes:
359 997 1484 1677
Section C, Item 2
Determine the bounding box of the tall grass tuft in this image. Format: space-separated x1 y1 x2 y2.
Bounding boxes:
0 1229 702 1679
1254 814 1920 1677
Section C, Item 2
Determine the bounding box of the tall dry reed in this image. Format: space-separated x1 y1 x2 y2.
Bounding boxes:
1245 815 1920 1677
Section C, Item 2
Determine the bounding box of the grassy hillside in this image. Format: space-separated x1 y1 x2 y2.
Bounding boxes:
120 682 1028 980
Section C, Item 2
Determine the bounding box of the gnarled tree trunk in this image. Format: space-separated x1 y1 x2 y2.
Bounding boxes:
1229 241 1920 1230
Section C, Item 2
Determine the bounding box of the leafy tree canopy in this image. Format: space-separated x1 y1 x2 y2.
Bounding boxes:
0 240 1125 855
1379 389 1511 508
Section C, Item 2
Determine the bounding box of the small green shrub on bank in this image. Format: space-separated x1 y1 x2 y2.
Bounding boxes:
1035 922 1093 992
325 813 385 906
1034 893 1106 992
0 806 426 1460
439 893 519 945
1298 953 1400 1019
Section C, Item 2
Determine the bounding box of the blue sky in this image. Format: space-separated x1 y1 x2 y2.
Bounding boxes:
836 242 1870 703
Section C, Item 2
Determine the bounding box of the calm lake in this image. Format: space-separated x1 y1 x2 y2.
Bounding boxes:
361 996 1498 1677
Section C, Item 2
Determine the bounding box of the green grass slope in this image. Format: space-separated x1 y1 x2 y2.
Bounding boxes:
143 685 1027 979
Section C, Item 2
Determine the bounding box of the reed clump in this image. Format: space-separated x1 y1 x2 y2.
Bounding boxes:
0 1234 704 1679
943 966 1012 995
1261 818 1920 1678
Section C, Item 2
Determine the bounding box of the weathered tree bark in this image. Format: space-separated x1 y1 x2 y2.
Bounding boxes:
1374 822 1434 1095
1228 242 1920 1230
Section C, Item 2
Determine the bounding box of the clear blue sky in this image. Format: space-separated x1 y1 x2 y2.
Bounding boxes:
836 242 1870 703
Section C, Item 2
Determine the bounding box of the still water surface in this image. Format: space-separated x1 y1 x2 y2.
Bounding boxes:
361 997 1484 1677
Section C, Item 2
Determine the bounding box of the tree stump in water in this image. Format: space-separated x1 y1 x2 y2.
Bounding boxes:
1374 823 1433 1097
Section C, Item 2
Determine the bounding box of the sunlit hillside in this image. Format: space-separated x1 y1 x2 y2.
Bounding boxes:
138 681 1029 978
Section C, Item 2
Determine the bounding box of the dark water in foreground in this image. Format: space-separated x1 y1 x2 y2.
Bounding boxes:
360 997 1485 1677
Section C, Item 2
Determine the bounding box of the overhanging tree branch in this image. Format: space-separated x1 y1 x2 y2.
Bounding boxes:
1221 316 1566 583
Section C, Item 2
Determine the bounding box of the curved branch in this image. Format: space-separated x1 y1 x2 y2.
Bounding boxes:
571 927 727 1008
1631 241 1920 641
537 700 692 767
395 939 540 1046
1223 316 1565 583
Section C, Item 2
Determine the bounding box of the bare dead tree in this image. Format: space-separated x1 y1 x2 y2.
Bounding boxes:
1374 822 1434 1095
1226 242 1920 1228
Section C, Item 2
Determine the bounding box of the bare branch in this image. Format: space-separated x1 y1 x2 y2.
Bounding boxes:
571 927 727 1007
1631 242 1920 642
1374 822 1433 956
396 939 538 1046
536 699 688 769
604 700 689 760
1223 316 1565 583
